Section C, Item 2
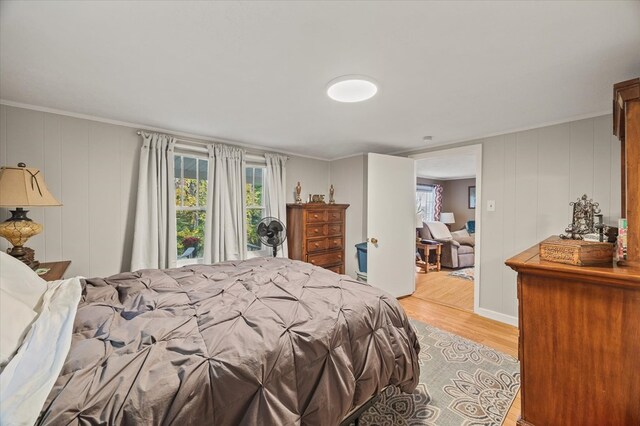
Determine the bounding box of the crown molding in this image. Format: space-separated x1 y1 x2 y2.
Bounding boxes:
391 109 611 157
0 99 330 162
1 99 611 163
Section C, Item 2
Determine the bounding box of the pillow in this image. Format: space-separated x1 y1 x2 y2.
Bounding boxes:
0 290 37 366
0 277 82 426
426 221 453 240
0 252 47 366
0 252 47 311
455 236 475 247
451 229 470 239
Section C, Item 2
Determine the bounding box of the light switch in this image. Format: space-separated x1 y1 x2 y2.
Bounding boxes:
487 200 496 211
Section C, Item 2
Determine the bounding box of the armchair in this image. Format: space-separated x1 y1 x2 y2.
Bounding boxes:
420 222 474 269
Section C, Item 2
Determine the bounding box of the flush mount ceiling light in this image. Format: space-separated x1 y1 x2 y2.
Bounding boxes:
326 75 378 103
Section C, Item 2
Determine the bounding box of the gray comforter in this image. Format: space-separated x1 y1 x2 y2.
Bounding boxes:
38 257 420 425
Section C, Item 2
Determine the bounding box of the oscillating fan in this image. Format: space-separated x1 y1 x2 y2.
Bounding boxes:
257 217 287 257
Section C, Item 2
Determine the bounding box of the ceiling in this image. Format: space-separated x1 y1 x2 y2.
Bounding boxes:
1 1 639 160
416 154 476 180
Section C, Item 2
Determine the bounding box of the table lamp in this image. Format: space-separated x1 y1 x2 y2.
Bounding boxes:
440 212 455 229
0 163 62 269
415 213 424 241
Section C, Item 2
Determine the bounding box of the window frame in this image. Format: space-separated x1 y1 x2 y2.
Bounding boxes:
245 162 270 258
416 183 436 223
174 152 209 267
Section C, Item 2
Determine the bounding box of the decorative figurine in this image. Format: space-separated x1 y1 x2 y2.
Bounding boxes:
295 181 302 204
560 194 607 240
329 185 335 204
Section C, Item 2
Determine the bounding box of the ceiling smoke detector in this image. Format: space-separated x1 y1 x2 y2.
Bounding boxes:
326 75 378 103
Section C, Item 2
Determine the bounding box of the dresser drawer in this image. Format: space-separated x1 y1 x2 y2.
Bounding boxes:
306 210 327 223
307 238 328 253
328 237 343 250
327 223 342 236
326 265 342 274
306 224 327 238
307 251 342 267
327 210 343 222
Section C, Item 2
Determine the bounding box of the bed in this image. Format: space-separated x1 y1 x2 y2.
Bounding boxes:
1 254 420 425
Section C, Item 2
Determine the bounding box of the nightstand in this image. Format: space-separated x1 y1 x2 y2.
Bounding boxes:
416 241 441 273
38 261 71 281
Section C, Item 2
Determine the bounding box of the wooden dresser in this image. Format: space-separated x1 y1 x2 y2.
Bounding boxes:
506 240 640 426
286 203 349 274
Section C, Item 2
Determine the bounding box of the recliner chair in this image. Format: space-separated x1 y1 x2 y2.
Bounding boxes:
419 222 474 269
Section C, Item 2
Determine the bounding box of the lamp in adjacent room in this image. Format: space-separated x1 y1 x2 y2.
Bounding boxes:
415 213 424 241
0 163 62 269
440 212 455 229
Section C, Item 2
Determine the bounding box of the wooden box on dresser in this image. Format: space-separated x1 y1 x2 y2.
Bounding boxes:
286 203 349 274
506 238 640 426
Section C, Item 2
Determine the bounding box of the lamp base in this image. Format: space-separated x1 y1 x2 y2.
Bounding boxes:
5 246 40 270
0 208 43 270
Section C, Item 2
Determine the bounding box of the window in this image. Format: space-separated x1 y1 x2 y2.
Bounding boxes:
175 155 208 265
245 165 268 255
173 156 270 262
416 184 436 222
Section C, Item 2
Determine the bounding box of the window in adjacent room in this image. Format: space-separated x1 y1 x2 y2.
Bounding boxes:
245 165 269 256
175 155 208 266
416 184 436 222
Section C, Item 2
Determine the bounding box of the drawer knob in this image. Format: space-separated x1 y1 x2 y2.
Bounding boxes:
314 242 320 247
311 260 316 264
338 255 342 259
313 214 318 218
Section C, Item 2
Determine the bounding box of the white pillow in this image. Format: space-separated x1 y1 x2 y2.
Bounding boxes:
426 221 453 240
0 290 37 366
0 277 82 426
0 252 47 311
0 252 47 366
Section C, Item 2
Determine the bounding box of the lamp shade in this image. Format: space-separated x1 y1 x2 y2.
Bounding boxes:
0 165 62 207
440 212 455 224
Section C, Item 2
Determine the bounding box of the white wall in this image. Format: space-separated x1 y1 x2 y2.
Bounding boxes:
408 115 621 322
327 115 620 323
0 104 331 278
329 155 367 278
2 103 620 324
285 156 330 204
0 105 140 278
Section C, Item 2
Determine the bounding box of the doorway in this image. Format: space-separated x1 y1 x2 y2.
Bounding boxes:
410 145 482 313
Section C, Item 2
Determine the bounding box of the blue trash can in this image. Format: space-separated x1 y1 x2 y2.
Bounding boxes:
355 242 367 273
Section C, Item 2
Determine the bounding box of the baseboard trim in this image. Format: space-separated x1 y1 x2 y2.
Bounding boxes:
475 307 518 327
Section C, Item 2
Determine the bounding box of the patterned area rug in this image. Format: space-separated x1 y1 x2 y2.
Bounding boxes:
449 268 475 281
359 320 520 426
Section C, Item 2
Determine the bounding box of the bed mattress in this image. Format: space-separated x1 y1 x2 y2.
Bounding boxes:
38 257 420 425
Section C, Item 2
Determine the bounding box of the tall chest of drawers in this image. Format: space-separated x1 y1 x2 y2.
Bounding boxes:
286 203 349 274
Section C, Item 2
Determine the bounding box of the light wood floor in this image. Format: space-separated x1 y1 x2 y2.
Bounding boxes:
400 294 521 425
414 268 474 312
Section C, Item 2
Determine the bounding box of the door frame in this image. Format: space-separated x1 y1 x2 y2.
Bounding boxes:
410 144 483 314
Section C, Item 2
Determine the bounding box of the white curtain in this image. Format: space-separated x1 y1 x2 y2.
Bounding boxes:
130 132 177 271
264 153 288 257
204 144 246 263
